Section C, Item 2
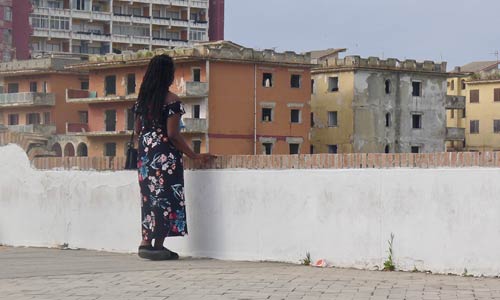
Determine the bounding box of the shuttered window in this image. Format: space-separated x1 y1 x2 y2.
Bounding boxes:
470 90 479 103
494 89 500 102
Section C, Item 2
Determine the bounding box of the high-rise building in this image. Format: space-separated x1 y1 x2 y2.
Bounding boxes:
1 0 227 61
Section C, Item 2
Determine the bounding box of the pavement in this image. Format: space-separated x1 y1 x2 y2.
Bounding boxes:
1 247 500 300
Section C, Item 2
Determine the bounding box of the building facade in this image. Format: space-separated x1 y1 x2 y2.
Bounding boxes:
311 54 464 154
62 41 312 157
2 0 225 62
0 57 89 156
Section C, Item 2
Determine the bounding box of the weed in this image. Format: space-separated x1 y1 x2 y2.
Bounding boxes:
383 233 395 271
301 252 311 266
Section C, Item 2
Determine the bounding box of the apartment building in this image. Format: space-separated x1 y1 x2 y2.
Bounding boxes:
61 41 312 157
447 61 500 151
2 0 224 62
310 52 464 154
0 57 88 156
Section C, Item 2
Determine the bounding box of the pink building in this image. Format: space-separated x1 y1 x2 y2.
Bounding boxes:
0 0 30 62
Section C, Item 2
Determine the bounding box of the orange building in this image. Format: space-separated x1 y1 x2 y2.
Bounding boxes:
0 57 88 156
65 41 313 157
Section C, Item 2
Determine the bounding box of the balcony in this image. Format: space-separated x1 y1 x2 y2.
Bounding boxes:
115 0 208 7
33 28 71 39
446 127 465 141
66 89 137 104
112 35 150 45
0 92 55 108
66 123 89 134
7 124 56 135
113 14 151 25
190 20 209 29
445 95 466 109
182 118 207 133
152 17 189 28
179 82 208 98
152 38 190 48
33 7 71 17
73 32 111 42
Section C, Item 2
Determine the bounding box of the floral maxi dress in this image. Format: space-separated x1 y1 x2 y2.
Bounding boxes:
137 101 187 241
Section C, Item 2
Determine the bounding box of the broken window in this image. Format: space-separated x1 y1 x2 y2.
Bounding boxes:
127 73 136 95
328 145 338 154
412 114 422 129
385 113 391 127
385 145 390 154
494 120 500 133
7 83 18 93
192 140 201 154
310 145 314 154
30 82 38 93
126 108 135 131
263 143 273 155
290 109 300 123
289 143 300 154
43 112 51 125
328 77 339 92
192 68 201 82
411 146 420 154
26 113 41 125
470 120 479 134
470 90 479 103
461 80 466 90
412 81 422 97
450 80 455 91
310 112 314 127
81 81 89 90
105 109 116 131
385 79 391 94
105 75 116 96
104 143 116 157
462 108 466 118
450 110 455 119
328 111 338 127
193 105 200 119
262 108 273 122
8 114 19 125
291 74 301 88
311 79 315 94
262 73 273 87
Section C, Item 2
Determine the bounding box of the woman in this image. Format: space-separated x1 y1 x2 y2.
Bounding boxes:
134 54 213 260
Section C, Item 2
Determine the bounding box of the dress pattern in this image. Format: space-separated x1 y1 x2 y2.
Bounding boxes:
137 101 187 240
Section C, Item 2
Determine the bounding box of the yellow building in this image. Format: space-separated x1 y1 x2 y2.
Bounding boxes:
447 61 500 151
311 52 460 154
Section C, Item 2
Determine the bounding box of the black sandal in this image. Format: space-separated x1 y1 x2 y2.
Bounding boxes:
138 245 171 261
155 247 179 260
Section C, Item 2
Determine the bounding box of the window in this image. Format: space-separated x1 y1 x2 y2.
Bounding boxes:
412 81 422 97
385 79 391 94
411 146 420 154
26 113 41 125
126 74 135 95
310 145 314 154
262 108 272 122
494 120 500 134
30 82 38 93
41 81 47 93
43 112 50 125
8 114 19 125
385 113 391 127
328 77 339 92
7 83 18 93
192 140 201 154
289 143 300 154
311 79 315 94
131 7 142 17
470 90 479 103
470 120 479 134
190 105 200 119
263 73 273 87
79 111 89 123
189 29 206 41
290 109 300 123
461 80 466 90
450 110 455 119
494 89 500 102
412 114 422 129
192 68 201 82
263 143 273 155
105 75 116 96
105 110 116 131
104 143 116 157
126 108 135 131
81 81 89 90
290 74 301 88
385 145 390 154
328 145 338 154
462 108 466 118
310 112 314 127
4 7 12 21
328 111 338 127
450 80 455 91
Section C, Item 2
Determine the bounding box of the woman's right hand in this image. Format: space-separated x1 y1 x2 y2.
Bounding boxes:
194 153 217 163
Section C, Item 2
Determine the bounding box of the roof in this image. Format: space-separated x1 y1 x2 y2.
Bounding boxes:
0 57 85 76
457 61 499 73
308 48 347 60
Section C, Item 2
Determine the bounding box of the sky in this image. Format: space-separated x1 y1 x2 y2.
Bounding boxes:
225 0 500 70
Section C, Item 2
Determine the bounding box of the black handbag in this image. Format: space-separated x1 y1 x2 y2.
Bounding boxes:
125 128 138 170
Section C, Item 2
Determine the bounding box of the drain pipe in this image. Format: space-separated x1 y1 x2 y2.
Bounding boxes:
253 63 257 155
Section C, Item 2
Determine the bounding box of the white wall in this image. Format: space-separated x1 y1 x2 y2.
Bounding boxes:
1 144 500 276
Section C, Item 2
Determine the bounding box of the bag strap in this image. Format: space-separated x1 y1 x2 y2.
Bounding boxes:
129 103 137 146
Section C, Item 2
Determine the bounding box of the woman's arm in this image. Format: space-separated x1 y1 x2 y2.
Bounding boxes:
167 113 199 159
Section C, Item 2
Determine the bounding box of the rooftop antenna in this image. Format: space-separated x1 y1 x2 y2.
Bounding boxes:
491 50 499 63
